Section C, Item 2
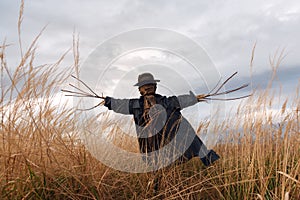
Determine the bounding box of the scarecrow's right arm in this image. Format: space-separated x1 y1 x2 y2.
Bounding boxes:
176 91 199 109
104 97 133 115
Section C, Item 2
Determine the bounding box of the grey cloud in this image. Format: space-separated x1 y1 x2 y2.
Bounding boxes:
188 1 300 76
1 0 299 101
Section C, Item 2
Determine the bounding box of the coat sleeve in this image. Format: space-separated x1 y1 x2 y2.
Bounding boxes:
104 96 134 115
176 91 198 109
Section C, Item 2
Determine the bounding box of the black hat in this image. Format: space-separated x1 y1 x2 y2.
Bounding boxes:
133 73 160 87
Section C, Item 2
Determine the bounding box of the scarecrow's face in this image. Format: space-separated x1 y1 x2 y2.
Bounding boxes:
139 84 157 96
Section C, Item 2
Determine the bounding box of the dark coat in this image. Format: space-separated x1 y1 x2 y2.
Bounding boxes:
104 92 207 163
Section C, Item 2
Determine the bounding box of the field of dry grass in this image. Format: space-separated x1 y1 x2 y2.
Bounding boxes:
1 6 299 199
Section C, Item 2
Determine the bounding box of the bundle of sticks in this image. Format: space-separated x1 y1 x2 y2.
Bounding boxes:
196 71 251 102
61 75 105 111
62 72 251 111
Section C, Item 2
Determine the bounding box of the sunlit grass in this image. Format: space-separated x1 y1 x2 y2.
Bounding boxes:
0 3 299 199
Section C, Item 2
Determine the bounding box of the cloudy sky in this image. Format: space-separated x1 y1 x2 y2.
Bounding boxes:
1 0 299 120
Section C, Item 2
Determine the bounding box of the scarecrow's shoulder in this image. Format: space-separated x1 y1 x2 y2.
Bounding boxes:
129 98 141 109
155 94 180 108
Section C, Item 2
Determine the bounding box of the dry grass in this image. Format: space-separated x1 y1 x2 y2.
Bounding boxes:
0 4 299 199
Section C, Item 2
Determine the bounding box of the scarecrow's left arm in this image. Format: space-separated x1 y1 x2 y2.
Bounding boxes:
104 97 134 115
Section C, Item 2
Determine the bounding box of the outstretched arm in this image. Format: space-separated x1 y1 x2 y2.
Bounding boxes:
104 97 133 115
177 91 205 109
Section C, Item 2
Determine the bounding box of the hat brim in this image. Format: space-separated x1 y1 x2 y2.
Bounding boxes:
134 80 160 87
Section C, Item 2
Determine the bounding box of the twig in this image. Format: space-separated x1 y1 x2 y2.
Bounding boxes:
69 83 92 96
71 75 102 98
61 75 105 111
208 83 249 97
212 71 238 95
197 72 251 102
204 94 252 101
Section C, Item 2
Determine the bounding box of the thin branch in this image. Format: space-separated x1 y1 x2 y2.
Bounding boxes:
208 83 249 97
68 83 93 96
204 94 252 101
62 75 105 111
61 89 94 97
207 76 222 95
71 75 101 98
211 71 238 95
64 94 98 98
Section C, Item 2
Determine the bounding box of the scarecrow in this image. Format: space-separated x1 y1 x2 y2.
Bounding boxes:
62 71 250 167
